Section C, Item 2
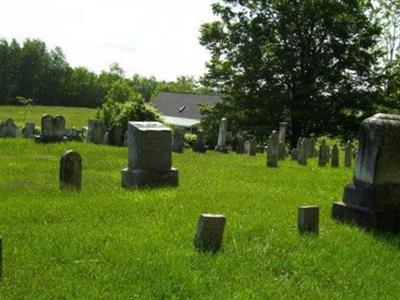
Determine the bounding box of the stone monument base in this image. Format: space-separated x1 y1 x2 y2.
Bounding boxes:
34 135 68 143
332 202 400 232
121 167 179 188
215 145 228 153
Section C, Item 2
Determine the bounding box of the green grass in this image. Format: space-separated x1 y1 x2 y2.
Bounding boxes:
1 138 400 299
0 105 96 128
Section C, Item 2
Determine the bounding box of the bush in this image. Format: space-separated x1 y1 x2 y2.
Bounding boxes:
184 133 197 147
95 93 161 132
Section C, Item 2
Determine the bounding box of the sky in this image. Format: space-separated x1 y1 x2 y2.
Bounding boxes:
1 0 218 81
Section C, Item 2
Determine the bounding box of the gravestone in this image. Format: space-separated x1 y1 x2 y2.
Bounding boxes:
54 115 67 138
267 131 279 168
103 132 109 145
87 119 106 144
194 214 226 252
67 128 82 141
249 139 257 156
108 126 123 146
192 130 206 153
344 141 353 167
278 122 288 144
236 135 245 154
278 143 287 160
298 206 319 234
23 122 35 138
331 144 339 167
123 131 128 146
60 150 82 191
121 121 178 188
332 114 400 231
297 138 307 166
0 118 17 138
172 128 184 153
215 117 228 153
290 148 298 160
35 114 67 142
318 139 329 167
310 136 317 157
244 140 251 154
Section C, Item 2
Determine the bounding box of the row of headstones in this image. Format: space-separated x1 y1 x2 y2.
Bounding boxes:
293 138 355 168
0 116 85 141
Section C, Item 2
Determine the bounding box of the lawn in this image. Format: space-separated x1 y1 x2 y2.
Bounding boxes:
1 137 400 299
0 105 96 128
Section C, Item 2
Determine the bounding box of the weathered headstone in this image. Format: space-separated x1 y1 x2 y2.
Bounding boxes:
123 131 128 146
192 130 206 153
318 139 329 167
60 150 82 191
54 115 67 138
267 131 279 168
298 206 319 234
172 128 185 153
194 214 226 252
215 117 228 153
108 126 123 146
87 119 106 144
67 128 82 141
244 140 251 154
35 114 67 142
310 136 317 157
0 118 17 138
236 135 245 154
332 114 400 231
331 144 339 167
121 122 178 188
249 139 257 156
278 122 288 144
297 138 307 166
344 141 353 168
22 122 35 138
290 148 298 160
103 132 109 145
278 143 287 160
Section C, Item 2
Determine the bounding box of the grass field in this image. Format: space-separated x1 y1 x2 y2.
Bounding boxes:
0 105 96 128
1 137 400 299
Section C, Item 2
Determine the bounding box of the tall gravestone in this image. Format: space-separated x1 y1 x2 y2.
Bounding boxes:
318 140 329 167
121 122 178 188
108 126 124 146
215 117 228 153
60 150 82 191
332 114 400 231
344 141 353 167
267 131 279 168
172 128 185 153
278 143 287 160
278 122 288 144
331 144 339 167
87 119 106 144
297 138 307 166
192 130 206 153
244 140 251 154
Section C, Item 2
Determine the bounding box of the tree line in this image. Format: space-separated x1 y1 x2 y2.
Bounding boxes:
0 38 212 108
199 0 400 146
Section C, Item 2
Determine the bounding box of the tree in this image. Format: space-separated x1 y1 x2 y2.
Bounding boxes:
200 0 381 146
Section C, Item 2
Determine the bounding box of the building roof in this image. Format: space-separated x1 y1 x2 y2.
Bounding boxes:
151 92 222 123
162 116 200 127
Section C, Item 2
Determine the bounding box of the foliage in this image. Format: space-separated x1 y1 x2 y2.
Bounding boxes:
96 92 161 132
183 132 197 147
200 0 382 146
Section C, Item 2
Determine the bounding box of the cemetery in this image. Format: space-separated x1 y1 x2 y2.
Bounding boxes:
0 105 400 298
1 0 400 298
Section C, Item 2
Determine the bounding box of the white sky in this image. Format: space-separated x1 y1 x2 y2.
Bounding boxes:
1 0 217 81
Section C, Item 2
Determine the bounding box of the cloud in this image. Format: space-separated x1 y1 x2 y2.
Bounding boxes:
1 0 217 80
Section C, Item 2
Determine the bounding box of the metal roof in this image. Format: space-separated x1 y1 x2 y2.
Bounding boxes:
162 116 200 128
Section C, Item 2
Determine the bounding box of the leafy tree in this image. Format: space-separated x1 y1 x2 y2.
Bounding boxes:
200 0 382 146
